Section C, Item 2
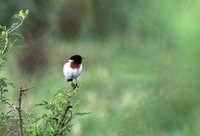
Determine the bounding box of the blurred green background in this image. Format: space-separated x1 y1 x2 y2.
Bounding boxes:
1 0 200 135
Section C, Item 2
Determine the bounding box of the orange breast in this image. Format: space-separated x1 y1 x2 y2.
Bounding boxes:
70 63 81 69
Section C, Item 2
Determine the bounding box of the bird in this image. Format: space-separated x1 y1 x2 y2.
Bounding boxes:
63 55 84 89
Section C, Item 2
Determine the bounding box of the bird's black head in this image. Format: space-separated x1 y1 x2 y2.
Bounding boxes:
69 55 84 64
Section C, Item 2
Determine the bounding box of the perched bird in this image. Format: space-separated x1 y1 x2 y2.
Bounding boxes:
63 55 84 89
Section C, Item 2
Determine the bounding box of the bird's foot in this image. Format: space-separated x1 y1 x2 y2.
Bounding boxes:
71 82 79 89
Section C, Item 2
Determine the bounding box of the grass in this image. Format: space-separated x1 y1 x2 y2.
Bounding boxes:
1 0 200 135
3 34 199 136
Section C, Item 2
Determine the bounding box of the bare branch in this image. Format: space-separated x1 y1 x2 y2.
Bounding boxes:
6 102 17 110
17 86 32 136
58 86 76 136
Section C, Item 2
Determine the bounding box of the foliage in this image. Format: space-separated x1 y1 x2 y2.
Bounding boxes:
0 10 88 136
0 9 28 96
0 9 29 99
24 89 89 136
0 10 29 136
0 9 28 64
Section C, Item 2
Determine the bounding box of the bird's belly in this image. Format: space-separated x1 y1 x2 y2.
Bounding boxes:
70 70 81 78
63 64 82 79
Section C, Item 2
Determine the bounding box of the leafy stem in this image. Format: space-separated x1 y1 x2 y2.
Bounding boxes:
0 9 29 55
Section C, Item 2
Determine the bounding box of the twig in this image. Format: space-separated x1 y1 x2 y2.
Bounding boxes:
60 105 73 128
58 85 77 136
16 86 32 136
6 102 17 109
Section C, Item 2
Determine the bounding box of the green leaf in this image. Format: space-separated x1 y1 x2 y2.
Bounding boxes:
73 112 91 117
2 89 8 92
34 103 45 107
10 32 23 39
19 10 25 20
18 9 29 20
0 25 6 30
1 31 7 38
0 25 3 29
35 100 50 108
7 82 15 87
42 99 49 105
25 9 29 15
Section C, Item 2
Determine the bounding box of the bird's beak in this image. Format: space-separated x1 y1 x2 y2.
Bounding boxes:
82 57 85 59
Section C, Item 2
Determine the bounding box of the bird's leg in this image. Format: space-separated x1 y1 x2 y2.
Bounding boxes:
70 79 80 89
71 80 77 90
75 79 79 88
